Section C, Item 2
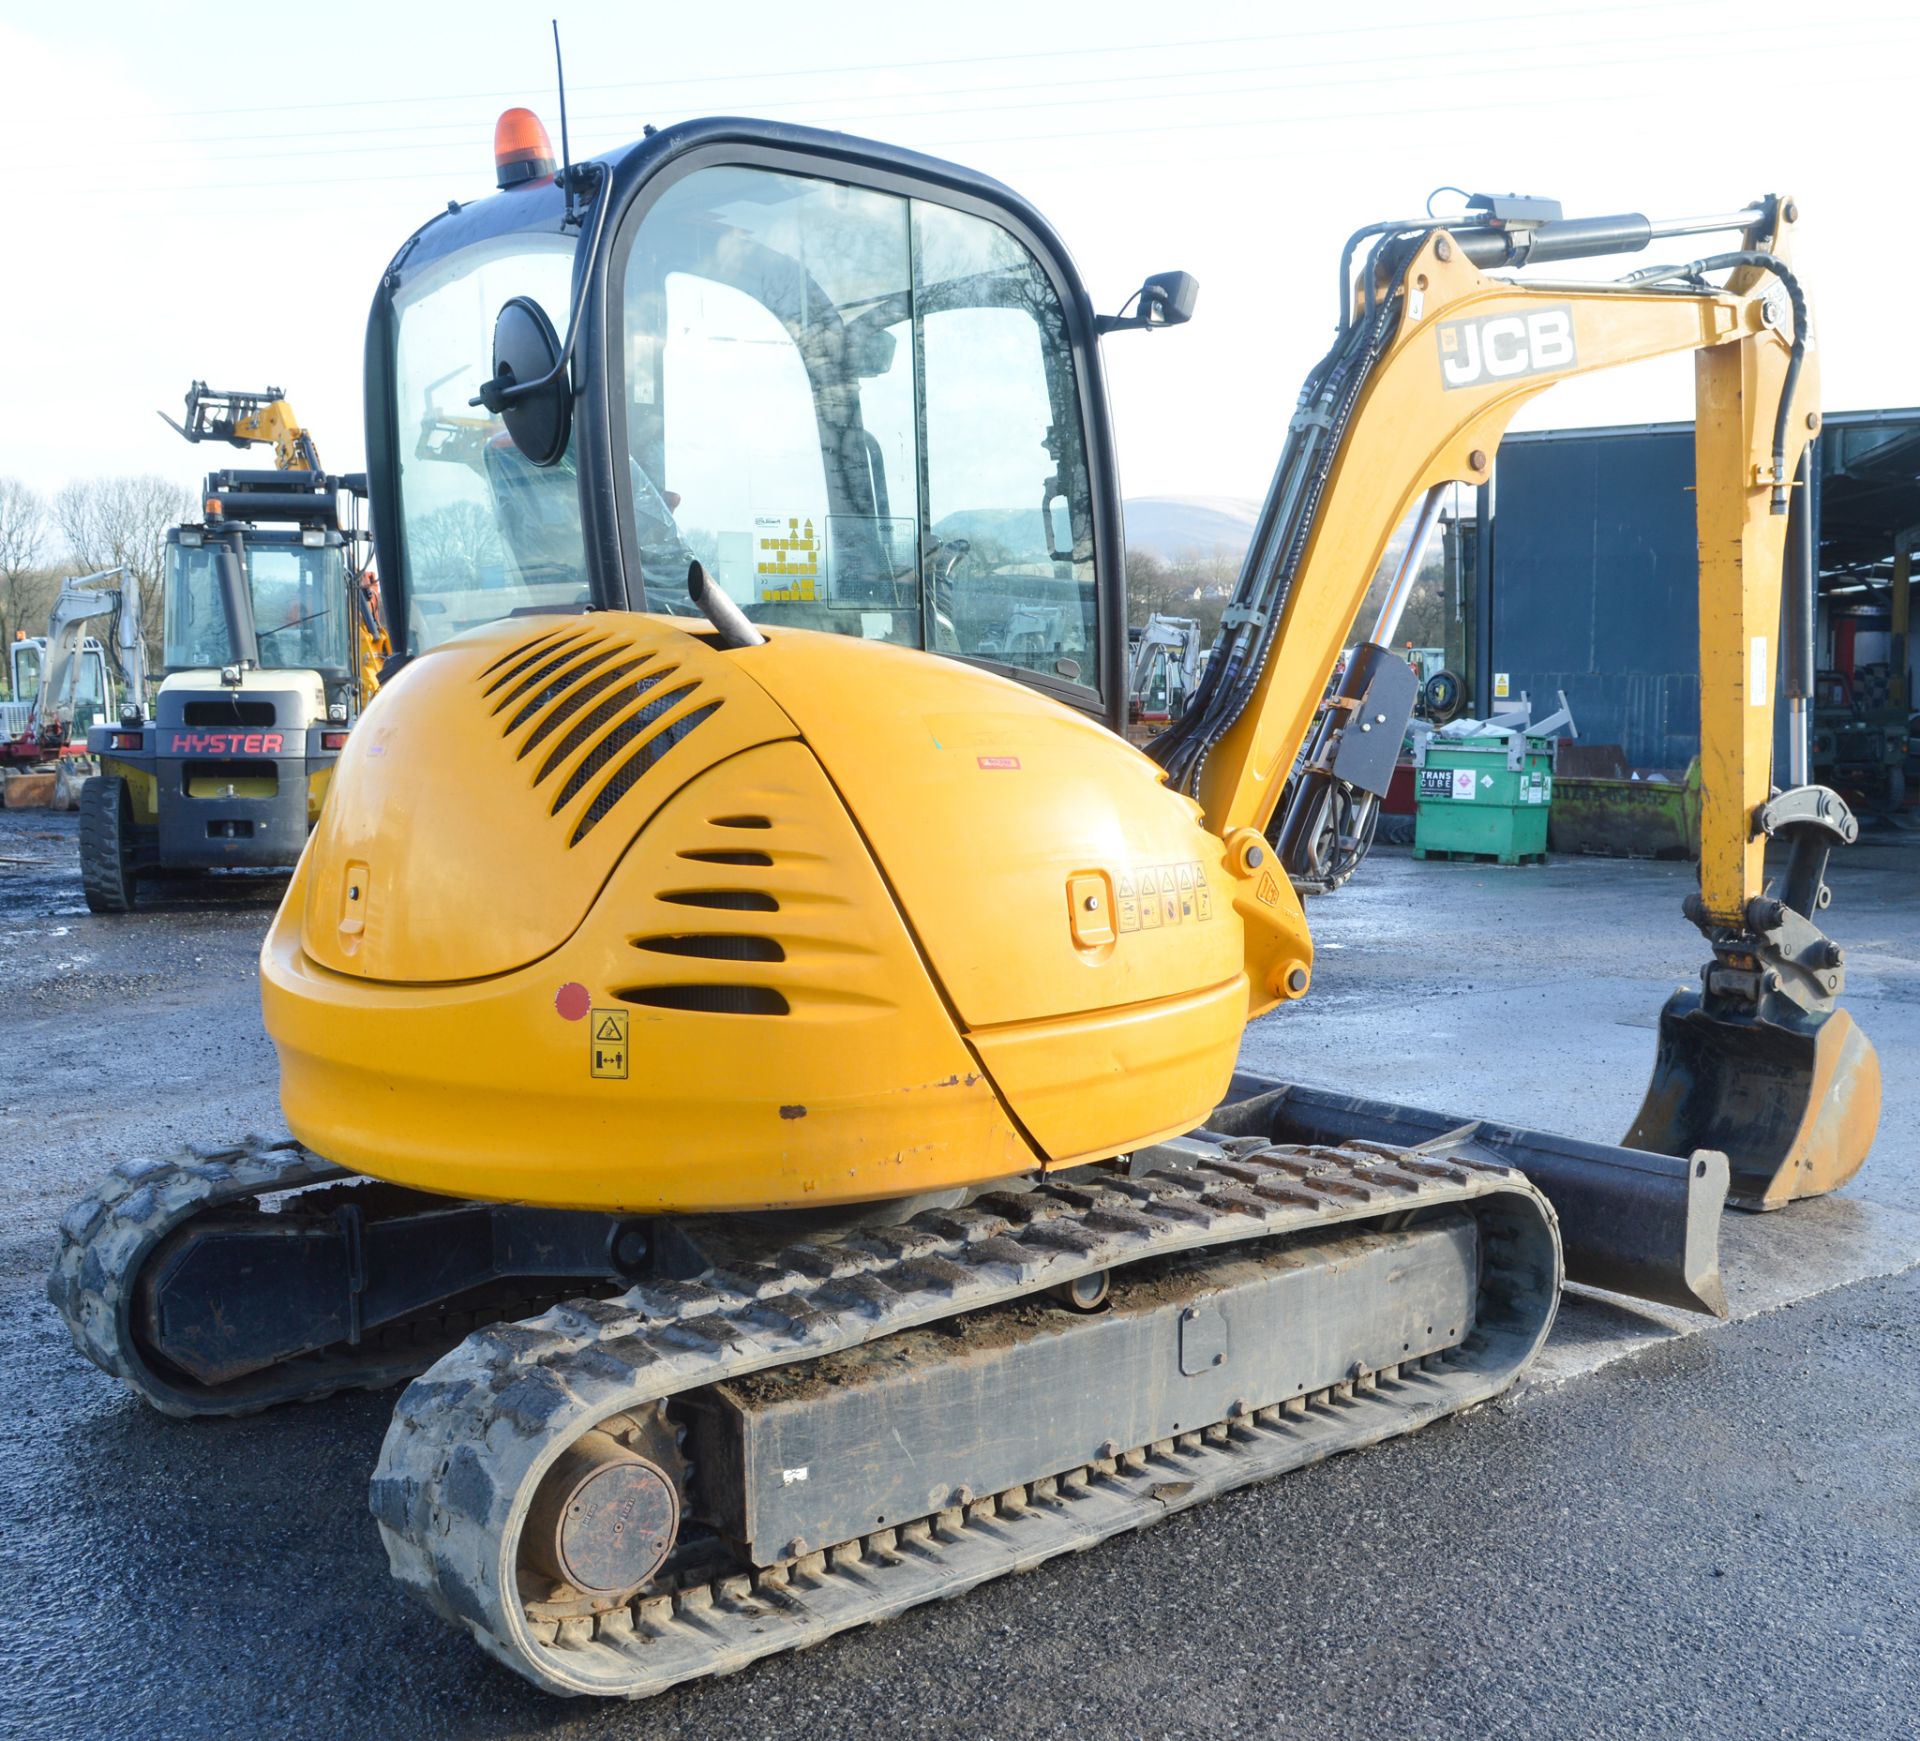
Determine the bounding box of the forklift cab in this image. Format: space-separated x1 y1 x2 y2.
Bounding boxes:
162 525 355 702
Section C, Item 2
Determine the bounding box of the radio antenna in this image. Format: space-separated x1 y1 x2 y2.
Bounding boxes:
552 19 574 211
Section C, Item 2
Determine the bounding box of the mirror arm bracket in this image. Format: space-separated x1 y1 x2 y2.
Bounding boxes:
469 162 610 413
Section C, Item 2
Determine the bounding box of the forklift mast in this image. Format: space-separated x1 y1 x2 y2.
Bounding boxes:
159 381 323 474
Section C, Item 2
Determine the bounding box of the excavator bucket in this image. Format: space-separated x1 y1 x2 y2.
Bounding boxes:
1625 991 1881 1212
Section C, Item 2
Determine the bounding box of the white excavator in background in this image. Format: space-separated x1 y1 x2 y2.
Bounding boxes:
1127 612 1205 742
1 566 145 809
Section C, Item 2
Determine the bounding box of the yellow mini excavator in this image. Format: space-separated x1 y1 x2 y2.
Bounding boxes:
52 111 1879 1699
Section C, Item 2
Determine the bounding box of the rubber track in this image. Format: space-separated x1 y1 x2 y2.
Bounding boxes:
373 1140 1560 1697
46 1139 435 1419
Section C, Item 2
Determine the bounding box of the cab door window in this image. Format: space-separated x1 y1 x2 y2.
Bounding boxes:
915 201 1096 683
619 163 1099 693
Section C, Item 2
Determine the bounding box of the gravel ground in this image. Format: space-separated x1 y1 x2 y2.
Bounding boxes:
2 805 1916 1741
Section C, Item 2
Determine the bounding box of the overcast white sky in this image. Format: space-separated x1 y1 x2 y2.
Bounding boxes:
1 0 1914 510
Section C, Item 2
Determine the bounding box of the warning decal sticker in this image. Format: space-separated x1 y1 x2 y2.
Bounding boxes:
1106 862 1220 929
590 1008 630 1080
756 515 821 603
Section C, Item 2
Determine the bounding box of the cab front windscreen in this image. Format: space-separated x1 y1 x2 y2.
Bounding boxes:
163 539 352 673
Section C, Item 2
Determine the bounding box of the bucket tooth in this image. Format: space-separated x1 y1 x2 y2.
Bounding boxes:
1624 991 1881 1212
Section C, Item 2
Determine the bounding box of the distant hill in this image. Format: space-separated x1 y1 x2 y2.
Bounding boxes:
1123 496 1259 562
932 496 1263 567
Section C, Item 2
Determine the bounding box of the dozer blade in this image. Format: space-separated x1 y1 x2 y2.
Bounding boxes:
1624 990 1881 1213
1220 1072 1729 1317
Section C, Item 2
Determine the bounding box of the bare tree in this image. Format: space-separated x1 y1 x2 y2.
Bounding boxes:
0 477 51 661
410 500 506 587
1357 555 1448 653
52 475 197 671
1171 543 1242 596
1127 546 1230 640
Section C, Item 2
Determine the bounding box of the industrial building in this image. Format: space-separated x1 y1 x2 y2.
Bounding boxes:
1440 409 1918 814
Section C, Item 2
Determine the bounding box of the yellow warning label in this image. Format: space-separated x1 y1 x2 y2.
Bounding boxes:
1196 883 1214 921
1162 887 1181 925
1176 863 1194 890
590 1008 629 1080
755 515 820 603
1117 895 1140 932
1141 888 1163 929
1137 868 1158 898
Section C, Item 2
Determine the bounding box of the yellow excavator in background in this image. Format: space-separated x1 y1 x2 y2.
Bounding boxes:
52 111 1878 1699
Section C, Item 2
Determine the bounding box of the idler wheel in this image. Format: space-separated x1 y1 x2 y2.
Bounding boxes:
522 1426 680 1600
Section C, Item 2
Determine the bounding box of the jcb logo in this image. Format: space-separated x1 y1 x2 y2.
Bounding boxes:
1437 304 1577 390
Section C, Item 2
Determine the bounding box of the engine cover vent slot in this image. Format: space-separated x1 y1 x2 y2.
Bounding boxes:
477 624 574 680
710 814 773 829
678 849 773 867
482 628 591 695
568 700 722 847
634 934 785 962
518 657 647 759
534 669 681 789
469 620 743 850
499 646 622 735
618 985 790 1016
490 638 607 719
658 889 779 912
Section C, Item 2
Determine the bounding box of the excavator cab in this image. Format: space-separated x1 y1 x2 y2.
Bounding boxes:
371 133 1125 715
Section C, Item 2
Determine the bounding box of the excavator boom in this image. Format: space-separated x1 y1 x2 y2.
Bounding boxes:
27 566 143 742
1153 194 1877 1209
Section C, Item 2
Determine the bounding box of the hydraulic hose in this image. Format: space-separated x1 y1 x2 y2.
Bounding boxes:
1153 230 1423 800
1625 250 1808 514
1336 220 1417 330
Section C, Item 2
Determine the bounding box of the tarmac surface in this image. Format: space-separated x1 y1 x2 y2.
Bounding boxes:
2 806 1916 1741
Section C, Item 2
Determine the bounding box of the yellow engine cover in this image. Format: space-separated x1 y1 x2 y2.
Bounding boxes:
261 614 1305 1211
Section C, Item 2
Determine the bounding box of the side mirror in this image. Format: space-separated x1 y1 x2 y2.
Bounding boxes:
1096 270 1199 336
472 296 572 466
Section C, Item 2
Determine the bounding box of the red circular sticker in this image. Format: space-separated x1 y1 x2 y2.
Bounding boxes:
554 981 591 1022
